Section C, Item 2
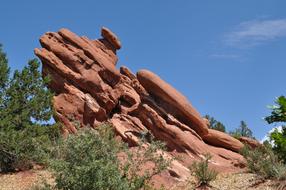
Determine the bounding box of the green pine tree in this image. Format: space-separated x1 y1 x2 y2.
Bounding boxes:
230 120 253 138
238 121 253 138
0 44 10 106
0 59 53 130
0 44 58 172
204 115 226 132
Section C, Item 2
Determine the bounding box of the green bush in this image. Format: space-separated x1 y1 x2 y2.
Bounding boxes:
48 124 170 190
190 154 218 187
241 145 286 180
0 124 60 173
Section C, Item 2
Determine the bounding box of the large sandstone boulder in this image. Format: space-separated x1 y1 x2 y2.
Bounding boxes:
202 129 244 152
137 70 209 137
35 27 246 187
238 136 261 149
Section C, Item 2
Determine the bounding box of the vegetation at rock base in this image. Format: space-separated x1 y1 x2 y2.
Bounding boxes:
0 124 60 173
46 124 170 190
241 97 286 184
204 115 226 132
241 145 286 181
189 154 218 187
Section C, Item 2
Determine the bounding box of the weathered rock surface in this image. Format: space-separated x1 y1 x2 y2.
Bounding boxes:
35 27 246 187
202 129 244 152
137 69 209 137
238 136 261 149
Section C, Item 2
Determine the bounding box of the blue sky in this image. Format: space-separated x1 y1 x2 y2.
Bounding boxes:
1 0 285 140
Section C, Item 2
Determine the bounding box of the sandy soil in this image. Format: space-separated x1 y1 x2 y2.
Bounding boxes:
0 170 53 190
0 170 284 190
171 172 282 190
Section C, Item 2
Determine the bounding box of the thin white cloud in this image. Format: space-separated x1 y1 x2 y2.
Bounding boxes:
225 19 286 47
260 126 283 143
210 53 240 59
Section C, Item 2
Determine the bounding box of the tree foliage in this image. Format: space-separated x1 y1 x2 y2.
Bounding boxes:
204 115 226 132
265 96 286 124
0 45 9 87
265 96 286 164
269 127 286 164
0 59 53 130
0 44 10 106
230 120 253 138
0 45 58 172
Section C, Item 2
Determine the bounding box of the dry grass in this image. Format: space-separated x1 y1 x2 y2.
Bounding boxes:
0 169 53 190
171 172 279 190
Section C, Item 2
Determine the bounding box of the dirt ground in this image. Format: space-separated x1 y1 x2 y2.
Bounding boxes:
0 169 284 190
0 170 53 190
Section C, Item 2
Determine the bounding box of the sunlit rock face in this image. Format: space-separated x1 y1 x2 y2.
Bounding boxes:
35 27 250 187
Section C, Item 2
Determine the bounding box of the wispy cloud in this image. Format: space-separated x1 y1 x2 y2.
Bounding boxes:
225 19 286 47
210 53 240 59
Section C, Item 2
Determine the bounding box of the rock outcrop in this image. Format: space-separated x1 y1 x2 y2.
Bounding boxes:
238 136 261 149
35 27 247 187
202 129 244 152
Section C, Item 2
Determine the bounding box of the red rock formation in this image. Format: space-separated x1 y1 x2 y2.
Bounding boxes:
202 129 244 152
238 136 261 149
35 27 246 187
137 69 209 137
